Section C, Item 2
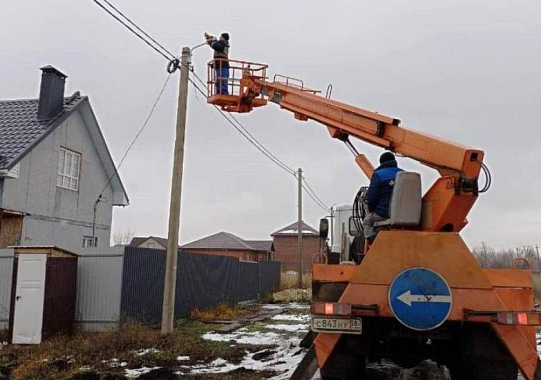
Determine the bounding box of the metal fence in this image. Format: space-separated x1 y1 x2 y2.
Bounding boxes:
259 260 282 296
0 246 281 330
75 247 124 331
121 247 281 324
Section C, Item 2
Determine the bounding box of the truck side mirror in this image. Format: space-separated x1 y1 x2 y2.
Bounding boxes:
349 216 363 237
319 218 329 239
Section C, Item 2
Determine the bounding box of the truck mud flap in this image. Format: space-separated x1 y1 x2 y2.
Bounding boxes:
289 346 318 380
299 331 317 348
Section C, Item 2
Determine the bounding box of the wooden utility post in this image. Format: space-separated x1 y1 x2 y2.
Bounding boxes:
161 47 191 334
297 168 303 288
535 245 541 273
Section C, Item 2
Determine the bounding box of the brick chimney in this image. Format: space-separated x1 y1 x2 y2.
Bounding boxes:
37 65 68 121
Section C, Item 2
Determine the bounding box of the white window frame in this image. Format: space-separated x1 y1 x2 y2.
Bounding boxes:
83 236 97 248
57 147 81 191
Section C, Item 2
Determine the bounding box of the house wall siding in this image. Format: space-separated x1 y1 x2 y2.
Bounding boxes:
273 235 323 273
0 111 114 253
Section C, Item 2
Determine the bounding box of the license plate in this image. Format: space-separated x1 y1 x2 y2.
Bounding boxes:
311 316 362 334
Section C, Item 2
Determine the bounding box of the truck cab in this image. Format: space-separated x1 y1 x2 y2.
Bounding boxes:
327 205 363 265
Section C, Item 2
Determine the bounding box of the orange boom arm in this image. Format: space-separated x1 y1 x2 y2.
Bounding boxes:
207 60 486 233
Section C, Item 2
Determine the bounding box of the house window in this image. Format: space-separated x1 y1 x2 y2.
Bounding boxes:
83 236 97 248
147 242 155 249
57 147 81 191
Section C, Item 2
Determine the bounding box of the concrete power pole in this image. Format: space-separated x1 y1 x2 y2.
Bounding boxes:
161 47 191 334
535 245 541 273
297 168 303 288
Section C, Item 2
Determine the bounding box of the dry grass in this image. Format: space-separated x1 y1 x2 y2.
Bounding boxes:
184 369 277 379
189 302 260 322
280 272 312 290
1 318 263 380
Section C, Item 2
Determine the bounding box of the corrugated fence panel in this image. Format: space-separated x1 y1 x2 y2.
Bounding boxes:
75 247 124 331
0 249 14 330
234 261 259 303
121 247 166 324
176 252 244 317
121 248 280 324
259 261 282 296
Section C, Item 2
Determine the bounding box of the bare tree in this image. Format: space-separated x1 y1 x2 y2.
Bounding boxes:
113 228 135 245
472 243 538 271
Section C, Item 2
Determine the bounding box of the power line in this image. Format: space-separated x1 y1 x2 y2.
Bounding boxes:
93 0 175 62
100 0 176 59
189 71 296 174
302 177 330 210
188 76 296 176
92 0 331 213
189 75 330 212
98 73 172 198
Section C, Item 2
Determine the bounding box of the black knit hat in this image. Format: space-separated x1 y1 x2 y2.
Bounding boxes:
380 152 395 164
221 33 230 41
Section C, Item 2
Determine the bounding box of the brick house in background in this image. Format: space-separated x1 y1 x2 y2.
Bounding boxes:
272 221 323 273
129 236 168 250
181 231 273 262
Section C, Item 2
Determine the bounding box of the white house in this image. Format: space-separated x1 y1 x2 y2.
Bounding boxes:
0 66 128 252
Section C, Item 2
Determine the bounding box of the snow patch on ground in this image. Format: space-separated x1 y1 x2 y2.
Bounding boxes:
264 323 308 332
176 355 190 361
135 348 159 356
263 302 309 310
271 313 310 322
125 366 161 378
203 329 282 346
197 304 310 379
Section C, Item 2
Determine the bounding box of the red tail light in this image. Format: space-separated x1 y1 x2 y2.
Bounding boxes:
496 312 541 326
311 302 352 316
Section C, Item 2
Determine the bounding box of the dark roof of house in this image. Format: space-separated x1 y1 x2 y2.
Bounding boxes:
129 236 169 248
0 93 129 205
246 240 273 252
271 221 319 236
181 232 272 252
0 94 85 170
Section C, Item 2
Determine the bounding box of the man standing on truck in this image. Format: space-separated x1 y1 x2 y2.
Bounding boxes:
205 32 230 95
363 152 403 241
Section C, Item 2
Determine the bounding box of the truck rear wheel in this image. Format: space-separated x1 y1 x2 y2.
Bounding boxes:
450 360 517 380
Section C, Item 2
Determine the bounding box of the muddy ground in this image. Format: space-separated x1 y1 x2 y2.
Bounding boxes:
1 302 538 379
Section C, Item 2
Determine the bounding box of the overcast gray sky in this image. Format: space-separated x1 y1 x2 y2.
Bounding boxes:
1 0 540 249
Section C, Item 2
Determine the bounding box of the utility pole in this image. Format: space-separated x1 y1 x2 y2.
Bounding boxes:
161 47 191 334
535 245 541 273
297 168 303 288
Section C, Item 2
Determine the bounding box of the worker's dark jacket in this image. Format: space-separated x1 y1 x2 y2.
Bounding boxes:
366 160 403 219
209 39 230 68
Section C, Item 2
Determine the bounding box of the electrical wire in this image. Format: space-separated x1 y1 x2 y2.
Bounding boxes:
188 76 296 176
189 75 331 213
302 178 330 210
92 0 332 213
93 0 176 63
189 70 297 175
98 73 172 199
352 186 369 234
479 162 492 193
100 0 176 59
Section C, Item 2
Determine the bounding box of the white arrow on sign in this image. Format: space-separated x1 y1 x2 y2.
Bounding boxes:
397 290 452 307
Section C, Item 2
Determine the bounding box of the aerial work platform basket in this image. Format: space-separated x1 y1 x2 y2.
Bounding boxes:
206 59 268 113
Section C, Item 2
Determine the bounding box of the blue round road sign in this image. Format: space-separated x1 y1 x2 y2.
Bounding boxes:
389 267 452 331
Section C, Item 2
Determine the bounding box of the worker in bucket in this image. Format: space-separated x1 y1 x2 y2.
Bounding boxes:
204 32 230 95
363 152 403 242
